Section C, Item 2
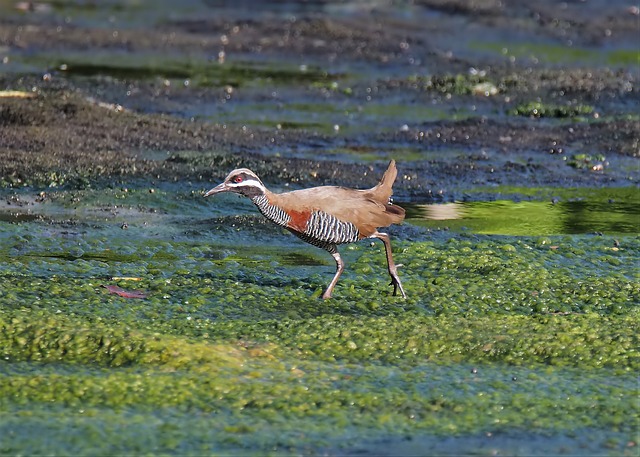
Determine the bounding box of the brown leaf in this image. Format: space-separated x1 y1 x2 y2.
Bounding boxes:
103 285 147 299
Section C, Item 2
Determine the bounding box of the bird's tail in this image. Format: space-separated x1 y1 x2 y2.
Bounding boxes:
370 160 398 204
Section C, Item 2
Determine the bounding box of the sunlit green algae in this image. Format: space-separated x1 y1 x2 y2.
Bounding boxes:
0 204 638 454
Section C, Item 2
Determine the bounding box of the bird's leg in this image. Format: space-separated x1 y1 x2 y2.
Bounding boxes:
322 249 344 299
372 232 406 299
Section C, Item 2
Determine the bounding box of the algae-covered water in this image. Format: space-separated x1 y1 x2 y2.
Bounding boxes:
0 184 638 455
1 0 639 455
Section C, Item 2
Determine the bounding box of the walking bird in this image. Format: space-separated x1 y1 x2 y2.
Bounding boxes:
204 160 406 299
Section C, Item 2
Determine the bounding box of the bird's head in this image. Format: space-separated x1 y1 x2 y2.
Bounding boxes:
204 168 267 199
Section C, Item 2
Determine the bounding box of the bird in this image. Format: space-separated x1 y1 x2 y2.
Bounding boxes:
204 160 406 299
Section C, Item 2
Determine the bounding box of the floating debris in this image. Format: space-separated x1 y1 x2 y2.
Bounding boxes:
0 90 36 98
103 284 147 299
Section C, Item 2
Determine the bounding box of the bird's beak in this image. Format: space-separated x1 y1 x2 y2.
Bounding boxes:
203 183 228 197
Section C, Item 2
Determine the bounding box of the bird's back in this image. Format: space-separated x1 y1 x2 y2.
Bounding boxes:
267 161 404 238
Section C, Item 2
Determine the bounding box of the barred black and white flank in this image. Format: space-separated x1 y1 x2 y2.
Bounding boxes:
204 161 407 299
304 211 360 245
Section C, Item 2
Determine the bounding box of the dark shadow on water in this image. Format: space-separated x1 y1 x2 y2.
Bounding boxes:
0 213 42 223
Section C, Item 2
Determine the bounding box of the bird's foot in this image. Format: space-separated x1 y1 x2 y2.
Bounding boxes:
389 275 407 299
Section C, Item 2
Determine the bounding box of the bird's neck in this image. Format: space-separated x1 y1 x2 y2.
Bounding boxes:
251 190 290 227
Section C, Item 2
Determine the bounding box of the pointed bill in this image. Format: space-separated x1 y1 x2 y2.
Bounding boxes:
203 183 228 197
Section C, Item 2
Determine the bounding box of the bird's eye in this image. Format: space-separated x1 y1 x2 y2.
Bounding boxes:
233 175 243 183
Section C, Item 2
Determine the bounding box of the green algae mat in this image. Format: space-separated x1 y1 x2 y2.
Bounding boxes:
1 0 638 453
0 186 638 455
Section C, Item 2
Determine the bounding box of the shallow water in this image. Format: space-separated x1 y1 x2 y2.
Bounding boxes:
1 0 639 455
2 185 637 237
405 191 639 235
1 183 638 455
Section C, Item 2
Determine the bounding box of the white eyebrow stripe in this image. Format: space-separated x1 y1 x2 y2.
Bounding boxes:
230 178 266 192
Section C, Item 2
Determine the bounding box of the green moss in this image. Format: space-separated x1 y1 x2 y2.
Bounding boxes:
27 53 339 88
510 101 594 118
0 309 637 453
471 42 639 67
310 80 354 95
460 186 639 203
566 153 608 169
408 73 498 96
0 190 637 454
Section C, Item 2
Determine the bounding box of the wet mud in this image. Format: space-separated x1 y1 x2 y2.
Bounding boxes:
1 0 637 196
0 1 638 456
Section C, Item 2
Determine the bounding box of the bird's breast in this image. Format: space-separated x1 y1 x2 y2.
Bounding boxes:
285 209 312 232
252 194 290 227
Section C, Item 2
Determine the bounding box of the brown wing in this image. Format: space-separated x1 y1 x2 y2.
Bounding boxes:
270 161 404 238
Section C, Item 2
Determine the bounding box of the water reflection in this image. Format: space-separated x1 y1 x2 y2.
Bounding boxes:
404 199 638 236
416 202 463 221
